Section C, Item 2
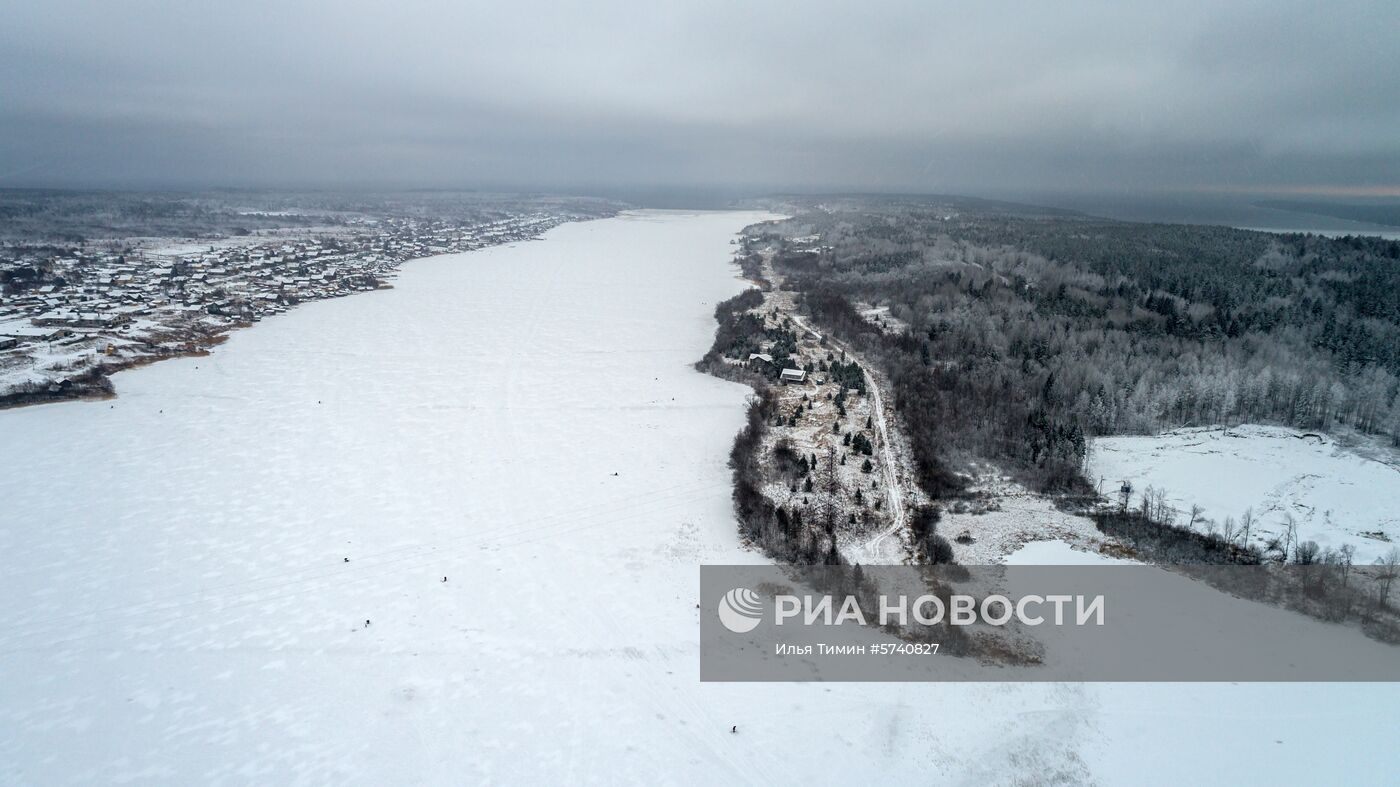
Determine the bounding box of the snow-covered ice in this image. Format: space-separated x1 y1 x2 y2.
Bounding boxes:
1090 425 1400 563
0 212 1396 784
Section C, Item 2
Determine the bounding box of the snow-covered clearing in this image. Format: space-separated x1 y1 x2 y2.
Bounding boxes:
853 302 908 336
943 468 1105 565
1091 425 1400 563
0 213 1396 784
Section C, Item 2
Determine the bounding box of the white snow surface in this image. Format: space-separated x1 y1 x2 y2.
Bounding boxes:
1004 540 1132 566
1 212 1396 784
1090 425 1400 563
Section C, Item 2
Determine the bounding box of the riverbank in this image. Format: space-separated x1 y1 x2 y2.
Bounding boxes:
696 234 926 565
3 211 1395 784
0 210 790 782
0 213 587 410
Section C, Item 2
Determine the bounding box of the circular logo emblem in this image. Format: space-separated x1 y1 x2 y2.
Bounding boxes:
718 587 763 633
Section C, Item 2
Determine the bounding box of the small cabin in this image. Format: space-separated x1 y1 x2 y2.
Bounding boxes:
780 368 807 384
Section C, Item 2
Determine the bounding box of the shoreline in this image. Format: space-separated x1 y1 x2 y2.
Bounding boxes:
0 219 601 410
696 218 922 566
0 209 812 783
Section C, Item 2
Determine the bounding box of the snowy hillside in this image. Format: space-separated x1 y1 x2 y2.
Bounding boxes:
1090 425 1399 563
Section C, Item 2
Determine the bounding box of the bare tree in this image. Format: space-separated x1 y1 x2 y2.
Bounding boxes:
1221 515 1239 546
1281 513 1299 563
1139 485 1174 525
1375 548 1400 607
1296 540 1320 565
1239 507 1255 547
1338 544 1356 588
1187 504 1204 532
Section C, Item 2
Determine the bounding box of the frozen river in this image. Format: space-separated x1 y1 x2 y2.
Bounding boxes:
1 211 1395 784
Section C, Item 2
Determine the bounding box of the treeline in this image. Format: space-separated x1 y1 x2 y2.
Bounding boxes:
699 287 845 563
694 288 770 387
1097 508 1400 642
758 198 1400 496
727 389 845 565
734 250 769 287
1092 509 1262 565
943 216 1400 378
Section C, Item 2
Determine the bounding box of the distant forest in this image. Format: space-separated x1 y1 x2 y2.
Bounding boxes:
754 196 1400 496
0 189 621 245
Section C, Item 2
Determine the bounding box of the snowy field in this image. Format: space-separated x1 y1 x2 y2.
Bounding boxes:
1090 425 1400 563
944 470 1104 564
1 212 1397 784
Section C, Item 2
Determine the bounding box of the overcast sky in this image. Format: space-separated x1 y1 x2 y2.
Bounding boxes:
2 0 1397 195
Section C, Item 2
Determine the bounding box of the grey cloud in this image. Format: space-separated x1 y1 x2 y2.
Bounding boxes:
2 0 1397 193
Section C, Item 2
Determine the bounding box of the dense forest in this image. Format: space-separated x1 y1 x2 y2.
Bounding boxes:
753 196 1400 497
